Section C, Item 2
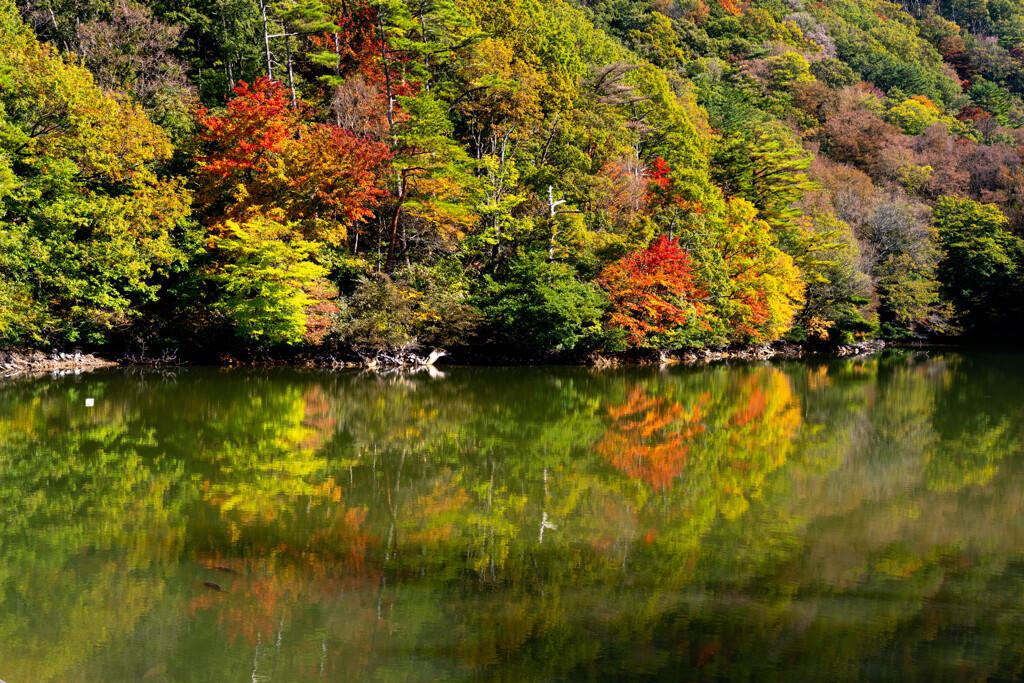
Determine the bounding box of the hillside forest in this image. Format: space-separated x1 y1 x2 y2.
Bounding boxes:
3 0 1024 355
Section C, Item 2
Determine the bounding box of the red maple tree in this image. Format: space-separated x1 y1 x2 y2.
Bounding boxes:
197 77 392 243
598 235 705 346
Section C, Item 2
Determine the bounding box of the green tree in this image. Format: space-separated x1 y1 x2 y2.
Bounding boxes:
207 209 333 345
711 122 816 235
934 195 1024 332
0 0 191 344
476 252 606 352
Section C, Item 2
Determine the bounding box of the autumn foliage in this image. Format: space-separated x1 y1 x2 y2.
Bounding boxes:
9 0 1024 351
598 236 705 347
197 78 391 244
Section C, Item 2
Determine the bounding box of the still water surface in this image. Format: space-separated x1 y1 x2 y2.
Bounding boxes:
2 350 1024 681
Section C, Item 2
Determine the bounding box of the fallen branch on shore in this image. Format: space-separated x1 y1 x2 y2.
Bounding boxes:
361 347 448 368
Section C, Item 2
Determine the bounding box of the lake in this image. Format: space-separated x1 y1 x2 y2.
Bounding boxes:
2 350 1023 681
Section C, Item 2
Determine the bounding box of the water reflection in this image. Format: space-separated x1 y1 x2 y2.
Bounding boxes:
1 351 1024 680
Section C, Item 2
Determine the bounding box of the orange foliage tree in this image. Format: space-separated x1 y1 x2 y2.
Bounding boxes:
598 235 705 347
716 198 805 342
197 77 392 245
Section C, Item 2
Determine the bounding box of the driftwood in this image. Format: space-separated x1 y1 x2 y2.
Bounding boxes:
360 347 447 369
0 349 117 376
120 344 182 366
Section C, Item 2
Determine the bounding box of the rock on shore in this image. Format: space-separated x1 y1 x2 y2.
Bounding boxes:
590 339 886 367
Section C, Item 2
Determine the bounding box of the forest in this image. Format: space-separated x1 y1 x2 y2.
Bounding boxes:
2 0 1024 356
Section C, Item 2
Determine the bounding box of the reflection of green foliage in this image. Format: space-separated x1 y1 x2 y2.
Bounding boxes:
2 354 1024 679
0 377 196 680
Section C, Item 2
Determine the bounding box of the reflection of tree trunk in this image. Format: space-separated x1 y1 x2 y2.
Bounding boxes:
251 632 262 682
319 635 327 678
487 463 496 583
384 449 406 560
272 608 285 678
531 553 545 597
539 468 557 542
385 520 395 561
367 574 386 677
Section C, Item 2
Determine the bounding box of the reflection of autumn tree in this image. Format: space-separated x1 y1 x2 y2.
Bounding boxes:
5 356 1024 680
595 386 704 489
926 353 1022 492
596 367 801 510
187 503 381 679
199 385 331 522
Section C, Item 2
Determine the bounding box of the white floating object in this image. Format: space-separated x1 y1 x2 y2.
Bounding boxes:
85 398 94 407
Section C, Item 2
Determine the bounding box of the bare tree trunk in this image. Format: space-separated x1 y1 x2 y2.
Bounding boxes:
285 33 297 107
334 31 341 79
260 0 273 79
386 168 424 270
386 193 405 271
377 7 395 133
539 114 559 166
547 185 565 261
221 14 235 88
419 8 430 86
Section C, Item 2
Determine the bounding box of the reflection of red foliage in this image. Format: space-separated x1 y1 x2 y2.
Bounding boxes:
696 641 721 665
189 504 381 666
730 384 767 427
298 385 337 449
595 387 707 489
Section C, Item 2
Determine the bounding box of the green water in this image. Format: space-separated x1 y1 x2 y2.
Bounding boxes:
2 351 1024 681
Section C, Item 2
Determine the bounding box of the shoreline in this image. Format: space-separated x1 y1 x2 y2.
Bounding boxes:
1 340 889 378
1 350 119 377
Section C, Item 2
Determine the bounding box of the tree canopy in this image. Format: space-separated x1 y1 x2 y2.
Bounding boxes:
5 0 1024 350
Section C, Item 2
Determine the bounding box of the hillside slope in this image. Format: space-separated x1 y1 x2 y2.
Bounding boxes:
3 0 1023 352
